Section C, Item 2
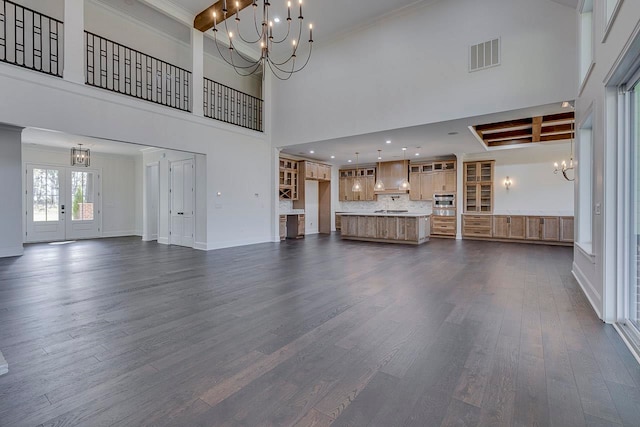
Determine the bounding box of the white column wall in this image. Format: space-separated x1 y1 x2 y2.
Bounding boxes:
0 125 24 258
63 0 85 84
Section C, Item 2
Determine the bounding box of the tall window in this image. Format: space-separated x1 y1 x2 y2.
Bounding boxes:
579 0 594 88
628 81 640 332
578 114 593 250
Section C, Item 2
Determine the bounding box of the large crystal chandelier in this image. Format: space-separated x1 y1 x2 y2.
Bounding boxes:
212 0 313 80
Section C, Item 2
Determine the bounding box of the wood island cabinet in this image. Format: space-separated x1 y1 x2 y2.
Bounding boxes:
340 214 430 245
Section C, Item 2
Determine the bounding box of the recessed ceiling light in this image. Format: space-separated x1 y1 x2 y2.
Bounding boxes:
402 147 407 151
415 153 419 156
330 155 335 159
274 17 281 23
378 156 382 160
448 132 458 135
309 150 314 154
348 159 352 163
386 140 392 144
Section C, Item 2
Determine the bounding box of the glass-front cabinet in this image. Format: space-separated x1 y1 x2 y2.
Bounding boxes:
463 161 494 212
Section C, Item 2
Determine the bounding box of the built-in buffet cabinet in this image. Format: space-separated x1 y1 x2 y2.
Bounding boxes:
463 161 494 213
462 214 574 246
409 160 456 201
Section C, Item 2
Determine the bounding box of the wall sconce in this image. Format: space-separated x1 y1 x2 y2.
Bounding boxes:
504 176 512 190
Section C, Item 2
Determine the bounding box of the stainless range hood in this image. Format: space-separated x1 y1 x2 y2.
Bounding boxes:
374 160 410 194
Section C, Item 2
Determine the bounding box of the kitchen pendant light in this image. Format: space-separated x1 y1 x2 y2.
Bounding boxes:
399 147 410 191
352 152 363 192
374 150 385 191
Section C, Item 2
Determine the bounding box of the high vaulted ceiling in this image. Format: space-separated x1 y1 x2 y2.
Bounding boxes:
161 0 433 44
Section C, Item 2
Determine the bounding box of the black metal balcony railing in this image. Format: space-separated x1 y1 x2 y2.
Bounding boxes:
85 31 191 112
0 0 63 77
204 77 263 132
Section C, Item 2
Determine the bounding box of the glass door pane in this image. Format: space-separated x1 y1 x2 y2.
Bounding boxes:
32 168 60 222
71 171 95 221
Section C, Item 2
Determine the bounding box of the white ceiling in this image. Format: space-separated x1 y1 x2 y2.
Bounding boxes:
281 102 573 166
163 0 432 45
22 128 151 156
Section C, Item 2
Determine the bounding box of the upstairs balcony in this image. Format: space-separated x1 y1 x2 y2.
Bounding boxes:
0 0 264 132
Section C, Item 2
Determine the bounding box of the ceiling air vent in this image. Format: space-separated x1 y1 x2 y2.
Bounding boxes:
469 38 500 72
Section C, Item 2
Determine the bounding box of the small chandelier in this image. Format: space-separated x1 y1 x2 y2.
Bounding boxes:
71 144 90 167
554 102 575 182
399 147 410 191
212 0 313 80
374 150 385 191
352 152 362 193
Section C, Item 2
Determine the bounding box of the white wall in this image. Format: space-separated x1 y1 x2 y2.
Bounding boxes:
464 143 575 215
304 180 319 234
574 0 640 322
272 0 577 146
21 144 139 237
0 62 272 250
0 125 24 257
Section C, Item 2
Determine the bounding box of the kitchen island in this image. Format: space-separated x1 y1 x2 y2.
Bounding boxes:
339 212 431 245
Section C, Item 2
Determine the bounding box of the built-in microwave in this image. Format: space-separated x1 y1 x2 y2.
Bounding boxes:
433 193 455 208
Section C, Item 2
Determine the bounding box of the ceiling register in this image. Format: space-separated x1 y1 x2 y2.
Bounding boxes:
200 0 313 80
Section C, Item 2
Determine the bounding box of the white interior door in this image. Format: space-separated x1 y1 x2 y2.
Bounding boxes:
170 159 194 247
26 165 65 242
26 165 101 243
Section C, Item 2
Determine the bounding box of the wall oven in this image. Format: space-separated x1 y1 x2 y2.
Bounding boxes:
433 193 455 216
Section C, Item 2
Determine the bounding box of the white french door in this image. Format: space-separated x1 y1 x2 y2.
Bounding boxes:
169 159 194 248
26 165 101 243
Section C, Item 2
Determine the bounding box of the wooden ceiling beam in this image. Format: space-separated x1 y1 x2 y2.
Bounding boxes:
542 111 574 123
541 123 573 133
532 116 542 142
475 118 533 132
540 133 573 142
484 129 532 142
194 0 255 32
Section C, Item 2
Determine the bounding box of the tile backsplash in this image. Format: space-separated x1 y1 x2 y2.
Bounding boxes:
279 200 294 212
338 194 432 212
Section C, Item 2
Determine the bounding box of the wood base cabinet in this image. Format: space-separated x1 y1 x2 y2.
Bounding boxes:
431 216 457 238
463 214 573 246
279 215 287 241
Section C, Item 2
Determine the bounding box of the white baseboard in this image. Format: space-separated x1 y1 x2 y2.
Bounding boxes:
0 246 23 258
206 235 272 251
572 261 603 320
612 323 640 365
102 230 138 238
194 241 207 251
158 237 170 245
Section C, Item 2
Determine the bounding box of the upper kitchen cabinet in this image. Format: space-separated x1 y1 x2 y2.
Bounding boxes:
409 159 456 201
279 158 298 200
339 167 376 201
463 161 494 213
300 161 332 182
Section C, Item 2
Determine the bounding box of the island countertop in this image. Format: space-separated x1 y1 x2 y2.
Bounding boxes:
338 211 431 217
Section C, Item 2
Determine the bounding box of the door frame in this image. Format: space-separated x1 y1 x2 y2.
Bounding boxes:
24 162 103 243
144 161 160 242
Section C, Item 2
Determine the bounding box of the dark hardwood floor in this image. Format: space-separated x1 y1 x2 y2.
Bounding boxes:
0 235 639 426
